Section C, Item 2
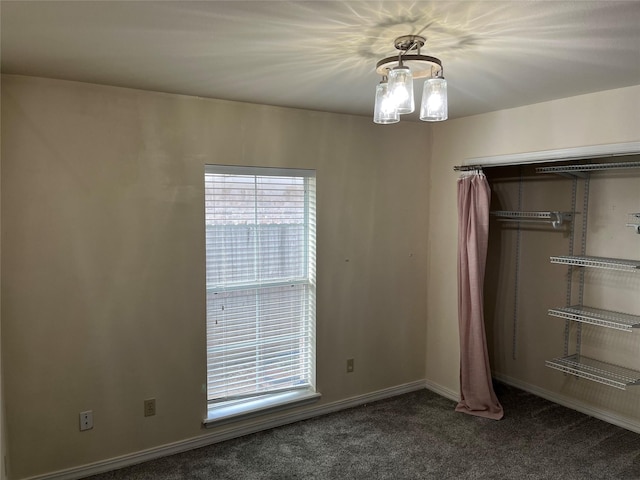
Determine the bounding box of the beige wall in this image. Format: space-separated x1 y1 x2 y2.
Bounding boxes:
1 75 5 479
426 86 640 404
1 73 6 480
4 73 640 479
1 75 430 479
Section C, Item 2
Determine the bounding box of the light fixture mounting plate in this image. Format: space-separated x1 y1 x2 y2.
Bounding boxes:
394 35 426 52
376 34 442 79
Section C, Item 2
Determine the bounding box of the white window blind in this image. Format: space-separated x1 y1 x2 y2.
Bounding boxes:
205 165 316 405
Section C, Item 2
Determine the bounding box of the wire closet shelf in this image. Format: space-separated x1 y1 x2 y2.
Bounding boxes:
546 355 640 390
548 306 640 332
491 211 574 229
550 255 640 272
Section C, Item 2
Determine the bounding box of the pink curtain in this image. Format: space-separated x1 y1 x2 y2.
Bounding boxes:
455 172 504 420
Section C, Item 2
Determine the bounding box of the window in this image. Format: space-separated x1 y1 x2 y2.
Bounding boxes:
204 165 318 423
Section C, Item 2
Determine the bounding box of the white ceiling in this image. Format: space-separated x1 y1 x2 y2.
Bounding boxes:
2 1 639 120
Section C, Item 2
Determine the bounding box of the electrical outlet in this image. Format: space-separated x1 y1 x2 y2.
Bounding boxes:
346 358 354 373
79 410 93 431
144 398 156 417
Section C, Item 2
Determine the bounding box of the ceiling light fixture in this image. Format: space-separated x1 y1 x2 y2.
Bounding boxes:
374 35 448 124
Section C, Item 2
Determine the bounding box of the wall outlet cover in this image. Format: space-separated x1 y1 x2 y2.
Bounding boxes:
144 398 156 417
79 411 93 431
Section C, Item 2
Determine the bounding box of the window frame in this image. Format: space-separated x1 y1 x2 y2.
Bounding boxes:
203 165 319 426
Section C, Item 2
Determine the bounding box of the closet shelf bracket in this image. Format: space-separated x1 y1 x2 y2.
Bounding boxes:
626 213 640 234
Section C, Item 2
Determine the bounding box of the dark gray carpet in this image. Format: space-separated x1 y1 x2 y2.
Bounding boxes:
87 384 640 479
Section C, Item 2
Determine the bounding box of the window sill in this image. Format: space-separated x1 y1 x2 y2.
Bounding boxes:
203 389 321 428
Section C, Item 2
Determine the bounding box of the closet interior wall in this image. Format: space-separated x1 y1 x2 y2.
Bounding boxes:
484 156 640 425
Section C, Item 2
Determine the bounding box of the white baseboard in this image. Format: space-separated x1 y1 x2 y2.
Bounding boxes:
24 380 427 480
36 375 638 479
423 379 459 402
493 373 640 434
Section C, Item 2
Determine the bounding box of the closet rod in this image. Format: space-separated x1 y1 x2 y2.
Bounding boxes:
453 165 484 172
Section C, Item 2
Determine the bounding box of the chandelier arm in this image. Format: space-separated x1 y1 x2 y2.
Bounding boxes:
399 40 421 59
431 64 444 78
376 54 443 79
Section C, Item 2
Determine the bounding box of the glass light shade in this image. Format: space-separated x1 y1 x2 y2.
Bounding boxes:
373 82 399 124
388 66 414 114
420 77 448 122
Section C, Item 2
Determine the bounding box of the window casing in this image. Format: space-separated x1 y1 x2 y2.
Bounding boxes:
204 165 316 415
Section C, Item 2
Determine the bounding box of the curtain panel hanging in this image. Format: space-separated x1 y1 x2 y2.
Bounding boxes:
456 172 504 420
